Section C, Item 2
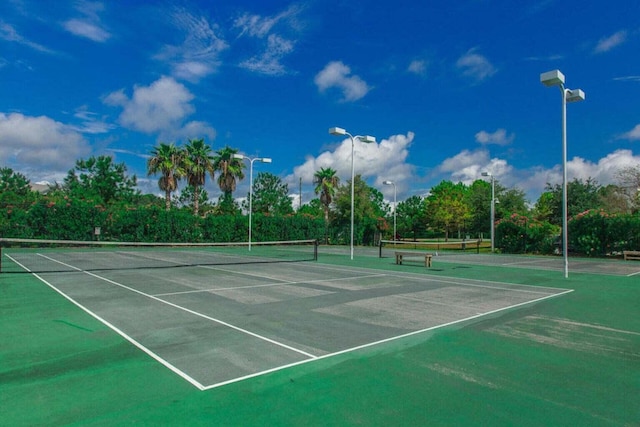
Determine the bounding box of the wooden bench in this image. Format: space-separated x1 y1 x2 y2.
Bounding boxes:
623 250 640 261
395 251 433 267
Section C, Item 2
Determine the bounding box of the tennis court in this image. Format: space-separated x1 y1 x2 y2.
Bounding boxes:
2 240 639 425
2 240 570 390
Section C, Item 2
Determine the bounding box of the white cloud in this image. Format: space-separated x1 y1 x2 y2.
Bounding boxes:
594 30 627 54
475 128 515 146
288 133 415 195
233 4 303 38
408 59 427 76
63 19 110 42
456 49 497 81
0 21 55 53
437 148 511 185
613 76 640 82
155 8 228 82
104 76 215 141
62 1 111 42
619 124 640 140
0 112 91 171
314 61 371 102
233 5 303 76
71 106 115 134
239 34 294 76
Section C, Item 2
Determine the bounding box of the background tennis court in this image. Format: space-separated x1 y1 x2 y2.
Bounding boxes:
2 244 638 425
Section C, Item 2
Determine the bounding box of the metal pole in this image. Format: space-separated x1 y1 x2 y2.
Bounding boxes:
561 87 569 278
350 134 355 260
393 183 397 244
490 176 495 253
249 158 254 251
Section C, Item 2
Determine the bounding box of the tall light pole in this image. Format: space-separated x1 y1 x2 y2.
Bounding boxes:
233 154 272 250
383 180 397 243
481 172 495 253
541 69 585 278
329 127 376 260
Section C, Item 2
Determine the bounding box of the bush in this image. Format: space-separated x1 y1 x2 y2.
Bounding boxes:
496 213 558 254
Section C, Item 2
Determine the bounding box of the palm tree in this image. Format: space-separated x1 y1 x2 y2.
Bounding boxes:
183 138 215 216
313 167 340 243
147 143 184 211
213 146 245 204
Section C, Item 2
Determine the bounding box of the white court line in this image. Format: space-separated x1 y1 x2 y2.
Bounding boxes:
628 270 640 277
201 287 574 390
500 258 559 266
6 254 206 390
155 273 388 297
36 253 318 360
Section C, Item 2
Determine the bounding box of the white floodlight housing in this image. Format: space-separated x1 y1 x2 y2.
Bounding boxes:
359 135 376 143
233 154 245 160
383 180 393 185
540 69 566 87
566 89 585 103
261 157 272 163
329 127 346 136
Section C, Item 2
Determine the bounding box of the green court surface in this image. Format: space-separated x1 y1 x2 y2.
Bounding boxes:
1 247 639 426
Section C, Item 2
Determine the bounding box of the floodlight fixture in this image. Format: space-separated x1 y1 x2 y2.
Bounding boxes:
329 127 347 136
540 69 565 87
360 135 376 143
566 89 586 103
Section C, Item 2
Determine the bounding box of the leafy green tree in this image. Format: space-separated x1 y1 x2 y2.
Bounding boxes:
174 185 212 214
183 138 215 216
333 175 388 245
533 191 555 222
147 142 184 211
0 167 35 208
497 187 528 217
213 146 245 200
467 179 491 237
63 155 138 205
297 198 324 219
396 195 427 240
248 172 293 216
541 178 603 225
313 167 340 243
425 181 471 239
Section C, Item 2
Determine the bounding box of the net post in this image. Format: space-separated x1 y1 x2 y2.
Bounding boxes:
379 240 383 258
314 239 318 261
476 239 480 254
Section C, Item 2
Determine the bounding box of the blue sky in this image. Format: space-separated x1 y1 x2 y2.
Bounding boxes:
1 0 639 207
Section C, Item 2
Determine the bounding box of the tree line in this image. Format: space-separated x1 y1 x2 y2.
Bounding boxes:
1 137 639 256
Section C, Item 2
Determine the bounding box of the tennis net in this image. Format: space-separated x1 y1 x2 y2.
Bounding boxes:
379 239 483 258
0 238 318 274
